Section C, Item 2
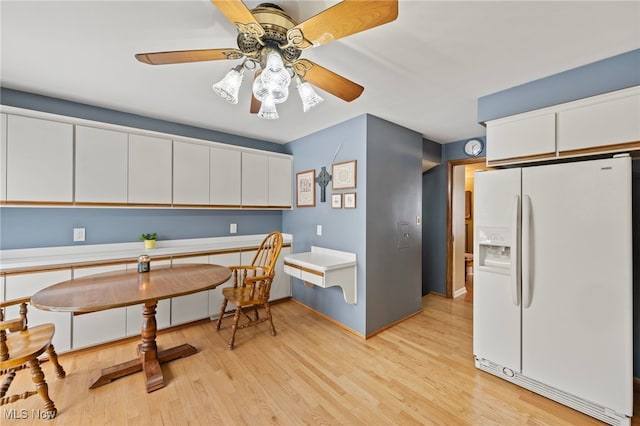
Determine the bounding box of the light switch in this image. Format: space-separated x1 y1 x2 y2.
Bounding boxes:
316 225 322 236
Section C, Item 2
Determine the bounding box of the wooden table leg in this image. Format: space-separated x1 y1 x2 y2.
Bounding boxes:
89 301 198 392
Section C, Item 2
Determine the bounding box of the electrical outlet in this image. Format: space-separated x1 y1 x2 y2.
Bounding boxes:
230 223 237 234
316 225 322 236
73 228 86 242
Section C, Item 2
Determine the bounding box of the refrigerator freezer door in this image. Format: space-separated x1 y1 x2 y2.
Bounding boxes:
473 168 522 373
521 156 633 416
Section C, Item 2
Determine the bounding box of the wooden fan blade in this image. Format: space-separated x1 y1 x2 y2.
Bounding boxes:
292 59 364 102
286 0 398 50
210 0 265 38
135 48 243 65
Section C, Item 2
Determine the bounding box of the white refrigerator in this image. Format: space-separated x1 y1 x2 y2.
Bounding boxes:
473 155 633 426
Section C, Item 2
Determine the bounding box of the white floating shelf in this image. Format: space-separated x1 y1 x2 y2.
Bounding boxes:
283 246 357 304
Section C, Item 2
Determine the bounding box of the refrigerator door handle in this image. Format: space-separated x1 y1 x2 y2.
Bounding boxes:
511 194 521 306
522 194 532 308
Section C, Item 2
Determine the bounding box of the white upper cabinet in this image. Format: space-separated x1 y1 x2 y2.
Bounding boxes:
75 126 128 204
211 147 241 207
268 156 292 208
242 152 269 206
128 134 172 205
557 89 640 153
486 112 556 163
0 113 6 201
173 141 210 205
6 115 73 203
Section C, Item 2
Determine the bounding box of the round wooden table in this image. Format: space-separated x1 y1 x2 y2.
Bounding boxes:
32 263 231 393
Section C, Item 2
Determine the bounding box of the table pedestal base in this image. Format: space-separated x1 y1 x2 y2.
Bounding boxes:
89 344 197 392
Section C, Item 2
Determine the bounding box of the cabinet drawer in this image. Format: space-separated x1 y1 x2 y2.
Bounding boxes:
283 264 302 279
300 270 324 287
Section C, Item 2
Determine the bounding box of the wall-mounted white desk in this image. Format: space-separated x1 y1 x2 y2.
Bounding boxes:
283 246 357 304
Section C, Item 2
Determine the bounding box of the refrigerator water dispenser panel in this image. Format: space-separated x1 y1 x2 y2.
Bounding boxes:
477 227 512 274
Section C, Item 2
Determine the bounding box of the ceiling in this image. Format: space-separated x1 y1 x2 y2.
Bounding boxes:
1 1 638 145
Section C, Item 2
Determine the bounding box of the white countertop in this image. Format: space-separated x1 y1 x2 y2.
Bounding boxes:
0 234 292 273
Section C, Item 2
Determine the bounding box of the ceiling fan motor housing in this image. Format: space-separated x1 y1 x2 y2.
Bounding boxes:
236 3 301 64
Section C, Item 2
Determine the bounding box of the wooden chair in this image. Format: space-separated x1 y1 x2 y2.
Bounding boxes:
216 231 283 350
0 297 66 418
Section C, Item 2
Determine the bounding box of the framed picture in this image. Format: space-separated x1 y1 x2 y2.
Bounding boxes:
344 192 356 209
331 193 342 209
296 169 316 207
332 160 357 190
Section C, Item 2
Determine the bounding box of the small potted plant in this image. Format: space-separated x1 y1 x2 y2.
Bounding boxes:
139 233 158 250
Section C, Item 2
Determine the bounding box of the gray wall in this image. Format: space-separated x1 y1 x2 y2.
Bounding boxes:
365 116 423 334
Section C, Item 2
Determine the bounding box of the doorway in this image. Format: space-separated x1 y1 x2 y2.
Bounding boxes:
446 158 488 300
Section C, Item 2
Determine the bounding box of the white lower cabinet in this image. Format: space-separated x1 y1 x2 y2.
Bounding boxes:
72 265 127 349
5 269 73 352
239 246 291 302
170 256 210 325
208 252 241 318
271 246 291 301
126 259 171 336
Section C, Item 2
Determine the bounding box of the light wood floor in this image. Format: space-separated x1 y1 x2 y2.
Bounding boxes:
4 294 637 425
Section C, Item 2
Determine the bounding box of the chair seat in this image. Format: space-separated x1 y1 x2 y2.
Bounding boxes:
221 287 268 306
0 323 55 370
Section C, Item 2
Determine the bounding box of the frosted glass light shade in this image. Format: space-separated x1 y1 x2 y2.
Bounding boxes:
212 66 244 104
297 81 324 112
258 94 279 120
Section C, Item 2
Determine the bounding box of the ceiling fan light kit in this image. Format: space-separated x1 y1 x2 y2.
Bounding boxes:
136 1 398 120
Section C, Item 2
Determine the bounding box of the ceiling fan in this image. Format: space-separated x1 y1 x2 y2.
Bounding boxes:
135 0 398 119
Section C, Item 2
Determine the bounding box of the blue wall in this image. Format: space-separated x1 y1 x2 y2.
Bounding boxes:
283 116 368 333
0 208 282 249
421 139 486 295
283 114 423 336
478 48 640 123
0 89 286 250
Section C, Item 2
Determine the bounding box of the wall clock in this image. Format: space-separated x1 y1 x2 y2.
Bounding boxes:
464 139 484 157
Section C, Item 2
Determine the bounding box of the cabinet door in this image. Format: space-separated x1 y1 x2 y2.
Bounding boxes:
173 141 209 205
75 126 128 204
5 269 73 352
557 91 640 153
210 147 241 206
6 115 73 203
241 152 269 206
125 259 171 336
268 156 292 208
0 113 6 201
72 265 127 349
486 113 556 163
128 134 172 205
170 256 210 325
270 246 291 301
208 252 241 317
